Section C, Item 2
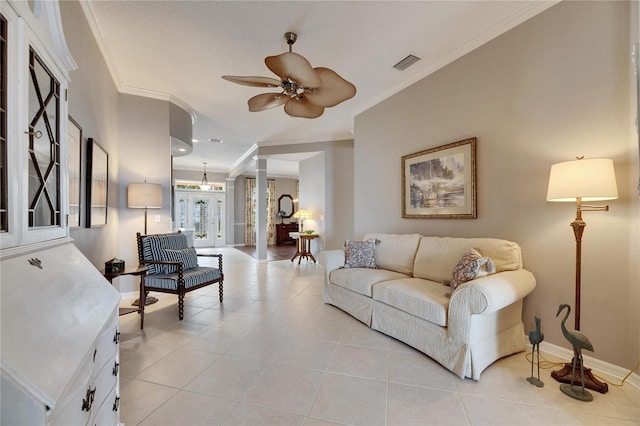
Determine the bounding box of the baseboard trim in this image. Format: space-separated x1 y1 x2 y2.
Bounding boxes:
537 340 639 390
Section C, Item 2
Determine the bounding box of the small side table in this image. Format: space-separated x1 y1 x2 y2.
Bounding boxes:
290 232 319 264
102 266 148 329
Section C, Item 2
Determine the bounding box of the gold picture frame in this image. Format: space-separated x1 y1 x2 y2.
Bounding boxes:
402 137 476 219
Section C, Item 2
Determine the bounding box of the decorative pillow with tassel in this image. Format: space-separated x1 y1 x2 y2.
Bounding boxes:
450 248 496 290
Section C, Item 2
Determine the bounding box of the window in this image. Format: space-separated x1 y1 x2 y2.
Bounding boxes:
175 180 225 192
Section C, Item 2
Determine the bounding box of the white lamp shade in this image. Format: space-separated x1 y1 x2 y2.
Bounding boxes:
127 183 163 208
546 158 618 202
293 208 310 220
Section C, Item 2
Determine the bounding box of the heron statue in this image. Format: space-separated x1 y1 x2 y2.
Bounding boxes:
557 303 594 402
527 315 544 387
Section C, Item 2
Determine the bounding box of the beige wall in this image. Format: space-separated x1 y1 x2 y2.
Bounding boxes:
62 2 174 292
116 94 172 292
354 1 639 369
300 153 325 254
63 0 120 268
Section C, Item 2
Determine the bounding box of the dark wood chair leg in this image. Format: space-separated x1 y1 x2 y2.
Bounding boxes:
178 291 184 320
139 275 146 330
219 282 223 302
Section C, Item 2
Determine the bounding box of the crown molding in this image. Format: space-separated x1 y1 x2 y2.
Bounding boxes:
78 1 197 125
118 86 197 124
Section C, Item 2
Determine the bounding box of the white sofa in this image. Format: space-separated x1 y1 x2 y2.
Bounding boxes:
321 233 536 380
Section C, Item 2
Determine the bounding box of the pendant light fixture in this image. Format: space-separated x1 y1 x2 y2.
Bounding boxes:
200 162 211 191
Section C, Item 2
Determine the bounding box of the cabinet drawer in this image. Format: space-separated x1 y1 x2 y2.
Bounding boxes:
47 371 92 426
91 386 119 426
88 354 118 424
93 314 119 374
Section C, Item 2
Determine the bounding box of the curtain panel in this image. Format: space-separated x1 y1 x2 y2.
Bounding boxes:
245 178 256 246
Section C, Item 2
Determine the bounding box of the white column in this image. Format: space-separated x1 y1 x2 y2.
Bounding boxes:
225 177 235 246
255 156 268 260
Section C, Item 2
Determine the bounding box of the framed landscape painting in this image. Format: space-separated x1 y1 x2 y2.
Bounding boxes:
402 137 476 219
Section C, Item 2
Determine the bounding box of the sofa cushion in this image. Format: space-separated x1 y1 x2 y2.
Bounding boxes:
344 240 377 268
413 237 522 284
363 233 422 275
451 248 496 290
330 268 410 297
372 278 450 326
145 266 221 290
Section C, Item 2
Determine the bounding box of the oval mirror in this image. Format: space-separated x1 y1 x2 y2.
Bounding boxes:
278 194 294 218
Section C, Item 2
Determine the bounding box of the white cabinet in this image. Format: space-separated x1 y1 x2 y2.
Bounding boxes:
1 242 121 425
0 2 120 424
1 0 77 250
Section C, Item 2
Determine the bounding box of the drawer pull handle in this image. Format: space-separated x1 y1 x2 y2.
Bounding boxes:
112 396 120 412
93 348 97 362
81 387 96 411
113 331 120 344
112 361 120 376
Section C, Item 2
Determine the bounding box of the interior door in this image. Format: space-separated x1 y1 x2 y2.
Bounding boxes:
175 191 225 247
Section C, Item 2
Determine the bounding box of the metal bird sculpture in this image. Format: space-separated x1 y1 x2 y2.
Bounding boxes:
557 303 594 401
527 315 544 387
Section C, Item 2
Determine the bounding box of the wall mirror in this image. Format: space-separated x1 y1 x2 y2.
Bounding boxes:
278 194 294 218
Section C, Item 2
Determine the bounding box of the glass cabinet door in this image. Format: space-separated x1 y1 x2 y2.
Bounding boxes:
27 47 61 229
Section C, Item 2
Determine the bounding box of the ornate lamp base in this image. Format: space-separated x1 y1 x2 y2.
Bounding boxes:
560 383 593 402
551 358 608 394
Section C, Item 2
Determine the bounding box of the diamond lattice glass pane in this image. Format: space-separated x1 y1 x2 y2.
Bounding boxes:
33 189 52 226
45 87 59 144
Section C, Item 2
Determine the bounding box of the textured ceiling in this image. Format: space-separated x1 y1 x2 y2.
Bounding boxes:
81 0 557 177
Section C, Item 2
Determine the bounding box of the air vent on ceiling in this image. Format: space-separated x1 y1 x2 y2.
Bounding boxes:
393 54 421 71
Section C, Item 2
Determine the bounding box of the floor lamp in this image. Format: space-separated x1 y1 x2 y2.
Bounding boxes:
127 182 163 306
546 157 617 393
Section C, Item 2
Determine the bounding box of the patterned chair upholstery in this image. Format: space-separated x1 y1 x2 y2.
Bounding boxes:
136 231 223 321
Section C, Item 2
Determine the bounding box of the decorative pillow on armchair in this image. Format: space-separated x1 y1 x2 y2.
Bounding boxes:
451 248 496 289
344 240 378 268
160 247 199 274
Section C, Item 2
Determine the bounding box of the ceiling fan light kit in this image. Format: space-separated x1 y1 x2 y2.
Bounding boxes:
222 32 356 119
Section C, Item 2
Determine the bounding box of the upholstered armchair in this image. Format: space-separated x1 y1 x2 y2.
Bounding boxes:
136 231 223 323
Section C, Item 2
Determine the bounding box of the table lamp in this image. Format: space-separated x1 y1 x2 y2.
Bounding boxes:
293 208 310 232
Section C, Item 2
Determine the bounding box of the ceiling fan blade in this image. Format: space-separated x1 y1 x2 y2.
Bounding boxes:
222 75 282 88
265 52 322 88
248 92 289 112
305 67 357 107
284 96 324 119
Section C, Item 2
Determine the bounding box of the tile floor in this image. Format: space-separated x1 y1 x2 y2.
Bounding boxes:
118 248 639 426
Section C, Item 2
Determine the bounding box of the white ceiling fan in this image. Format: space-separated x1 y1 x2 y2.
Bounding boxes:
222 32 356 119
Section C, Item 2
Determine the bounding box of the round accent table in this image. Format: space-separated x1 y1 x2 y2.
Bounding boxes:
290 233 319 264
